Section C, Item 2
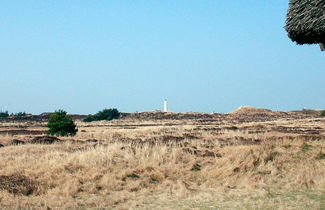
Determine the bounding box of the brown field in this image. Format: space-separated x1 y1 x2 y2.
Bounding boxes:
0 107 325 209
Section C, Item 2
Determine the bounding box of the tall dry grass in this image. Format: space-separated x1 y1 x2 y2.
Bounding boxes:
0 117 324 208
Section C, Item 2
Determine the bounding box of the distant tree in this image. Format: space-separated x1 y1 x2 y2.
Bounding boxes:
47 110 78 136
83 108 120 122
13 112 27 118
0 111 9 119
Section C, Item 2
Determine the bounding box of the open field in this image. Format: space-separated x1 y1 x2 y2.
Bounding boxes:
0 108 325 209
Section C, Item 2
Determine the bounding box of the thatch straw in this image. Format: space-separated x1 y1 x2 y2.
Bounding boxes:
285 0 325 48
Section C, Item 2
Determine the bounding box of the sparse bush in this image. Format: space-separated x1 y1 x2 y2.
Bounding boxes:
320 110 325 117
0 111 9 119
47 110 78 136
83 108 120 122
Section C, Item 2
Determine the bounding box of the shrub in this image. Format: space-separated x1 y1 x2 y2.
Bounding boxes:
84 108 120 122
12 112 28 119
321 110 325 117
14 112 27 117
47 110 78 136
0 111 9 119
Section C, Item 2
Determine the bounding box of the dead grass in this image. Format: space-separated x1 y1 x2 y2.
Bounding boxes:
0 174 40 196
0 114 324 209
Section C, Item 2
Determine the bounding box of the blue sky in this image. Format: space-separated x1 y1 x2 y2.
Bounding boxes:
0 1 324 114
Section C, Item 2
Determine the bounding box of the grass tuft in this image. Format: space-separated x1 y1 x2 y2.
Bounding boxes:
301 143 312 152
315 152 325 160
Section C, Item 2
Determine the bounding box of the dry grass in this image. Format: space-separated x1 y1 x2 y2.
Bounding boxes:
0 114 325 209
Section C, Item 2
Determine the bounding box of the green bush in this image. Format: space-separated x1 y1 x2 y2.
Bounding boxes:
47 110 78 136
321 110 325 117
84 108 120 122
0 111 9 119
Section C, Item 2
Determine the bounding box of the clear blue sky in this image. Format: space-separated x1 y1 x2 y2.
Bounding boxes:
0 1 324 114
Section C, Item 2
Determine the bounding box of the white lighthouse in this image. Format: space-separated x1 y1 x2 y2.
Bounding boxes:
163 99 168 112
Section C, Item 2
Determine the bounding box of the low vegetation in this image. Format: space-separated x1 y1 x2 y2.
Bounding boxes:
0 111 29 120
83 108 120 122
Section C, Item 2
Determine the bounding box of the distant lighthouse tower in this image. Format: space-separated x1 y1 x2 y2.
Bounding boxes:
163 99 168 112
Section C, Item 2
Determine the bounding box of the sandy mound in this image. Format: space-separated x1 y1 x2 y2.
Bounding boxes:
230 106 274 115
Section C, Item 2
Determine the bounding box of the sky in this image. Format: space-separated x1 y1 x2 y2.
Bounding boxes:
0 1 324 114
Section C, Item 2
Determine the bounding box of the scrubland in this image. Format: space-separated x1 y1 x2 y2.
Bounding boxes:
0 108 324 209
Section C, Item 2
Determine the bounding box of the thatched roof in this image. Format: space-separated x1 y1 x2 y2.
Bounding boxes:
285 0 325 47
